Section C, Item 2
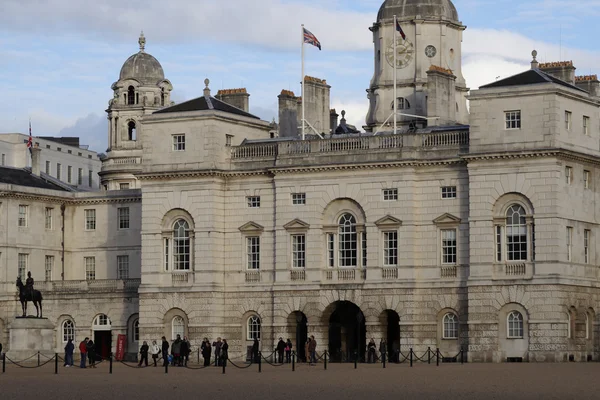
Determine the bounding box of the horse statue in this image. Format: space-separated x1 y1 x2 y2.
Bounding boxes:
16 276 43 318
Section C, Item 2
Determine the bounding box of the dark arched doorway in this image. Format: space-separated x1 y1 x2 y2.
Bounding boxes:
328 301 366 362
382 310 400 362
289 312 308 362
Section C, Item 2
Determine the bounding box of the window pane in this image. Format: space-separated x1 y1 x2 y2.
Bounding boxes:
247 236 260 270
292 234 305 268
383 231 398 266
506 205 527 261
338 214 357 267
247 316 261 340
441 229 457 265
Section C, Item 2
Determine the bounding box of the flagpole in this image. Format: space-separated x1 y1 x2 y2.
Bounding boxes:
393 15 397 135
301 24 305 140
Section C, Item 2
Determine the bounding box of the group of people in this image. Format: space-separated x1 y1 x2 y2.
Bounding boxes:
70 337 97 368
367 338 388 363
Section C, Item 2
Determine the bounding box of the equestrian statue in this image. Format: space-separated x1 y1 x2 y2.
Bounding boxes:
16 272 43 318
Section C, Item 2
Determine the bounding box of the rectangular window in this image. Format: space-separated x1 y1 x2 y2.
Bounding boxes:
583 116 590 135
247 196 261 208
18 253 28 280
441 229 457 265
172 134 185 151
68 150 72 154
291 193 306 205
118 207 130 230
505 110 521 130
584 229 590 264
327 233 335 268
246 236 260 270
383 231 398 266
57 147 62 152
85 209 96 230
584 170 590 189
18 205 28 227
567 227 573 262
565 166 573 185
362 231 367 267
291 234 306 268
1 153 5 166
225 134 233 147
565 111 572 130
164 238 169 271
117 255 129 279
56 163 61 180
67 166 72 183
85 257 96 280
119 183 130 190
45 160 50 175
88 170 93 187
78 168 83 185
441 186 457 199
496 226 502 262
45 207 53 230
45 255 54 281
382 189 398 201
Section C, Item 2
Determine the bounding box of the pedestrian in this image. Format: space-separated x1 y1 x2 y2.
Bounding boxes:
276 337 286 364
172 335 182 366
308 335 317 365
183 336 191 366
201 338 212 366
379 339 387 363
367 338 376 363
138 341 149 367
79 337 88 368
221 339 229 367
64 339 74 367
151 340 160 367
251 338 259 363
212 337 222 366
87 339 96 368
285 338 293 363
304 338 310 363
161 336 170 367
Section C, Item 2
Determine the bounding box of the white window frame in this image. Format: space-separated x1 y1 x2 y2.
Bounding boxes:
507 311 524 339
584 170 590 189
84 209 96 230
583 116 590 135
291 193 306 205
383 231 398 267
441 229 457 265
565 110 572 130
567 227 573 262
67 166 72 184
118 207 130 230
291 234 306 268
584 229 590 264
382 188 398 201
117 255 129 279
565 166 573 185
327 233 335 268
246 236 261 270
247 315 261 340
85 256 96 280
18 205 28 227
45 207 53 230
505 205 528 262
441 186 457 199
171 316 185 340
18 253 28 281
172 134 185 151
442 313 458 339
338 213 358 268
45 255 53 281
62 320 75 343
172 219 191 271
505 110 521 130
247 196 261 208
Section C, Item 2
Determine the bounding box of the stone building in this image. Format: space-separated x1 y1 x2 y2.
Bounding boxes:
1 0 599 363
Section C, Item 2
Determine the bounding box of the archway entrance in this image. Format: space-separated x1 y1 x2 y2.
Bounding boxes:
289 312 308 362
382 310 400 362
92 314 112 361
328 301 366 362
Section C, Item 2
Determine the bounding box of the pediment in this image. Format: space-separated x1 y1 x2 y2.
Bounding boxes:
283 219 310 231
239 221 264 233
375 215 403 228
433 213 461 225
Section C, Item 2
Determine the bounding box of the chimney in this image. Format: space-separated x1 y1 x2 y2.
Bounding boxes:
216 88 250 112
31 145 41 176
575 75 600 97
302 76 331 135
538 61 576 84
426 65 457 127
330 109 339 134
278 90 299 137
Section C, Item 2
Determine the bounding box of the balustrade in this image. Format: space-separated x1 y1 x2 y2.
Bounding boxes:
505 263 526 276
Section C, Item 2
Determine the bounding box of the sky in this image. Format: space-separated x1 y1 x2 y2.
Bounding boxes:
1 0 599 153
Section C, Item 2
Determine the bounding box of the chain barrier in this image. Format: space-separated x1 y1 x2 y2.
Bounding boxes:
260 352 286 367
227 357 254 369
5 355 56 369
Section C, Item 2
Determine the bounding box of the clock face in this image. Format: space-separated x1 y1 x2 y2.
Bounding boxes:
385 38 414 69
425 45 437 58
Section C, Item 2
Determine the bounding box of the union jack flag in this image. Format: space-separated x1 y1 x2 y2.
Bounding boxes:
396 19 406 40
303 28 321 50
27 120 33 155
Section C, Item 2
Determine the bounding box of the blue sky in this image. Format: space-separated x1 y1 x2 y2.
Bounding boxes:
1 0 599 153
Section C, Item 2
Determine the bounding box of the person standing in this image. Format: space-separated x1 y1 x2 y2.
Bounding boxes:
212 337 222 366
79 337 88 368
367 338 376 363
201 338 212 367
184 336 191 366
221 339 229 367
151 340 160 367
172 335 182 367
87 339 96 368
64 339 74 367
251 338 259 363
276 337 286 364
379 339 387 363
304 338 311 363
161 336 170 367
138 341 149 367
308 335 317 365
285 338 293 363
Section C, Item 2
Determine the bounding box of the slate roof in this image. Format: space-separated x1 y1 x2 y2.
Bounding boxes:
0 166 69 191
154 95 260 119
480 69 587 93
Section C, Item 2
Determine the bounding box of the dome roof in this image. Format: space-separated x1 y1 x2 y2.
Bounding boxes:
118 32 165 84
377 0 459 22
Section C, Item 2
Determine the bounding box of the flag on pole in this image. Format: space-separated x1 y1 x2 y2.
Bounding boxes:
27 120 33 155
303 28 321 50
396 19 406 40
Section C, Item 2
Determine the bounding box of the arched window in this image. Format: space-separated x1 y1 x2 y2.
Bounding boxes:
133 319 139 342
62 320 75 343
507 311 523 338
442 313 458 339
161 87 165 106
338 213 357 267
127 86 135 105
172 316 185 340
173 219 190 270
247 315 261 340
506 205 527 261
567 312 572 338
128 121 136 141
391 97 410 110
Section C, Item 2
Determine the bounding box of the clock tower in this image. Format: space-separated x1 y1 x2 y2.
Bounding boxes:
365 0 468 132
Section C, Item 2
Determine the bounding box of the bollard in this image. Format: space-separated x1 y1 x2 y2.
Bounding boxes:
109 353 113 374
258 351 262 373
38 351 40 367
165 359 168 374
55 353 58 374
382 351 386 369
2 353 5 373
354 351 358 369
292 351 295 372
324 350 327 370
436 348 440 367
428 347 431 364
460 349 464 364
409 348 413 367
198 348 200 365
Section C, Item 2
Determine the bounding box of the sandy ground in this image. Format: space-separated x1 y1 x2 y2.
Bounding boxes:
1 359 599 400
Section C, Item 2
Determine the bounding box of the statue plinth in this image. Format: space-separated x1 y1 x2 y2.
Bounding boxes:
6 317 56 361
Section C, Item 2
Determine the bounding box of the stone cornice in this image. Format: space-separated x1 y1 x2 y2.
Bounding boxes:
0 190 141 205
463 148 600 166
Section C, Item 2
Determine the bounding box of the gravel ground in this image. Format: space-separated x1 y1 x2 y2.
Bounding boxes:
1 360 599 400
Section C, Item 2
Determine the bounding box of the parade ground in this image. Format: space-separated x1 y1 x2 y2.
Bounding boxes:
1 361 599 400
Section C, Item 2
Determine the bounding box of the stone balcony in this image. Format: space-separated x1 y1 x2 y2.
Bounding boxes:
0 279 141 296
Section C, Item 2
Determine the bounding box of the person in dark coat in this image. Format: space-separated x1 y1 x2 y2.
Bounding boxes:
138 341 149 367
161 336 170 367
64 339 74 367
285 338 293 363
367 338 376 363
212 337 222 367
252 338 260 363
221 339 229 367
86 340 96 368
180 337 189 367
379 339 387 363
172 335 182 366
201 338 211 367
276 337 286 363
